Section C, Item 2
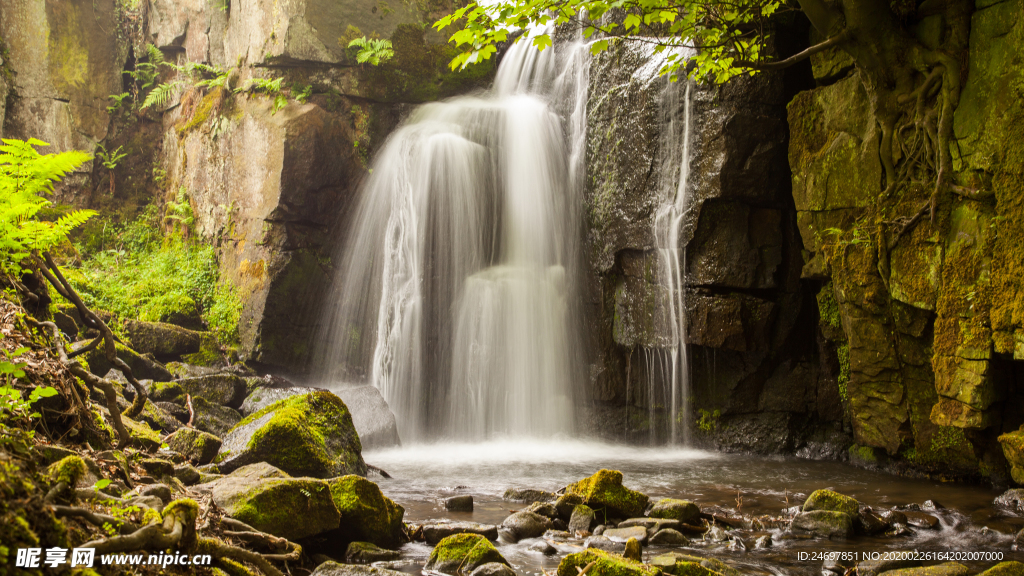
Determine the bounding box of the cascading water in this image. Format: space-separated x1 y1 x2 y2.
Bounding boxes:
314 34 591 443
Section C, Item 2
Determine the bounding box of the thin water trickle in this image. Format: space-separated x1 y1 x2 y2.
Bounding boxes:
314 33 591 443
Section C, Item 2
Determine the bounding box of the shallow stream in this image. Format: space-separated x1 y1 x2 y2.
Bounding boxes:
363 441 1023 575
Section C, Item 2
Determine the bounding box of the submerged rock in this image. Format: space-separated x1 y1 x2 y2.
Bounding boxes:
217 390 367 478
649 498 700 524
500 511 551 542
205 463 340 541
995 489 1024 513
470 563 518 576
167 427 221 465
345 541 401 564
329 475 407 548
564 469 649 519
425 533 508 573
445 495 474 512
422 521 499 544
310 562 407 576
503 487 555 503
558 548 659 576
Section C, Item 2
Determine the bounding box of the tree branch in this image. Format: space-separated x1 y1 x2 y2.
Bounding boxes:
735 30 849 71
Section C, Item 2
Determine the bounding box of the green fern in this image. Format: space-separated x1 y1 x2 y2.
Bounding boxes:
0 138 94 273
347 37 394 66
141 80 184 110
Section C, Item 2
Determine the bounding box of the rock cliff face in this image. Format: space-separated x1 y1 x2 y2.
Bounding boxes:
785 0 1024 480
0 0 491 371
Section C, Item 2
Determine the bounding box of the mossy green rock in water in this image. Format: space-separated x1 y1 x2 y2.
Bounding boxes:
650 498 700 523
652 553 739 576
208 463 340 541
564 469 649 518
167 427 222 465
345 541 401 564
425 533 508 573
329 475 406 547
802 489 859 516
790 510 854 539
557 548 660 576
978 562 1024 576
217 390 366 478
877 563 970 576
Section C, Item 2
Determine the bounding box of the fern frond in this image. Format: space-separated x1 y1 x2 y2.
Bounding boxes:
141 81 184 110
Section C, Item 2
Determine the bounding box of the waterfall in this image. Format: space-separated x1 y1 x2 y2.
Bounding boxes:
650 79 693 445
314 34 591 443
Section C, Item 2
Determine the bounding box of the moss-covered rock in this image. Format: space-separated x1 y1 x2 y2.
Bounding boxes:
424 533 508 574
564 469 649 519
652 553 738 576
802 489 859 516
328 475 406 548
557 548 660 576
568 504 596 533
876 563 970 576
217 390 366 478
790 510 854 539
147 381 186 404
977 562 1024 576
168 427 222 465
207 463 340 541
177 373 248 409
650 498 700 524
998 428 1024 484
77 341 173 382
124 320 204 359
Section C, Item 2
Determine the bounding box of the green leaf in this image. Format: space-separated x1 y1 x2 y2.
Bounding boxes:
532 34 553 51
94 479 112 490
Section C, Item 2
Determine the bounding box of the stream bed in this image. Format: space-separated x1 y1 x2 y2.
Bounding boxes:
361 440 1024 576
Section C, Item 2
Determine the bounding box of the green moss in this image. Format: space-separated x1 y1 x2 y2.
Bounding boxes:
230 391 363 477
977 561 1024 576
46 456 86 487
817 282 841 330
329 474 405 547
848 444 878 465
230 478 336 540
652 554 737 576
178 88 228 136
149 381 185 402
428 533 507 572
837 343 850 401
565 469 649 519
558 548 660 576
802 489 859 516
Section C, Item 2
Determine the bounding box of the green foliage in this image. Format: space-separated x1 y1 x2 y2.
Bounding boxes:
140 80 184 110
432 0 783 82
816 282 841 330
837 343 850 401
239 77 287 114
695 408 721 433
95 145 127 171
106 92 130 113
0 138 94 274
205 281 243 341
0 347 57 425
347 37 395 66
164 187 195 234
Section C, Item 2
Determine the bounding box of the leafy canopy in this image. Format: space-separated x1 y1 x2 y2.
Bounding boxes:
0 138 95 272
433 0 784 83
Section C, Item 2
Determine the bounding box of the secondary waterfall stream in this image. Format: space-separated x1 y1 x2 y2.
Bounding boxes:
315 35 591 442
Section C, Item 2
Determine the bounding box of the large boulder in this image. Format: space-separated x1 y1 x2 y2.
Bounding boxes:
327 475 406 548
424 533 508 574
124 320 204 359
333 385 402 449
557 549 660 576
564 470 649 519
241 385 401 449
217 390 367 478
205 463 340 541
790 510 854 539
167 427 222 465
77 341 173 381
177 373 248 410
